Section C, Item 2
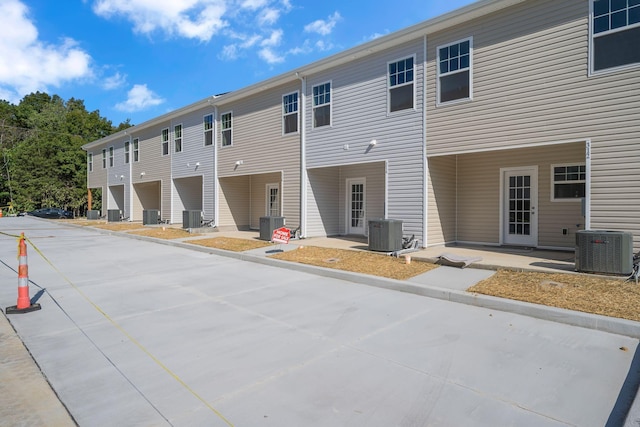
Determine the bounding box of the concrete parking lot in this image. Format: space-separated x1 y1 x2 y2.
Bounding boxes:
1 217 639 426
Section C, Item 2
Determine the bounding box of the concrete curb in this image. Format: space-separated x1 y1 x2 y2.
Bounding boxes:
93 227 640 340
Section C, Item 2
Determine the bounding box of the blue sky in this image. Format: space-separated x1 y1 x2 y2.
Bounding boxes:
0 0 477 126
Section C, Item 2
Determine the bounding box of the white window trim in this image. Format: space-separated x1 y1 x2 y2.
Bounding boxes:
266 183 281 216
124 141 130 164
436 36 473 106
282 91 300 135
161 128 169 156
108 146 114 168
88 153 93 172
221 111 233 147
311 80 332 129
132 138 139 162
174 123 183 153
588 0 640 76
550 163 586 202
387 54 417 114
203 113 214 146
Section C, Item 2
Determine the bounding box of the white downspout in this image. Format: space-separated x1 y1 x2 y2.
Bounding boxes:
214 105 219 228
422 34 428 248
297 72 307 238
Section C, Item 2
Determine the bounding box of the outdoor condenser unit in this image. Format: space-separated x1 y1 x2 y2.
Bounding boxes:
86 210 99 220
259 216 285 241
107 209 121 222
368 219 403 252
575 230 634 275
182 210 202 229
143 209 159 225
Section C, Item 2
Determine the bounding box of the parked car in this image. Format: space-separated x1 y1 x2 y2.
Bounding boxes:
27 208 74 219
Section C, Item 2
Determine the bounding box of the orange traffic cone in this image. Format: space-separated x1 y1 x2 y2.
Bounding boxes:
0 210 3 218
6 233 41 314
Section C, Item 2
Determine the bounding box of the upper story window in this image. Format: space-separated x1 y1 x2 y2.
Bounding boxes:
161 128 169 156
174 124 182 153
552 164 586 200
204 114 213 146
124 141 130 164
102 149 106 168
438 38 472 104
109 146 114 167
133 138 139 162
283 92 299 134
88 153 93 172
388 56 415 112
221 112 232 147
312 82 331 128
591 0 640 72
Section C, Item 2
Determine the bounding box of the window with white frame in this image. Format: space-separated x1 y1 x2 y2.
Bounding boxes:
102 149 106 168
283 92 299 134
312 82 331 128
388 56 415 112
266 184 280 216
109 146 114 167
552 164 586 200
161 128 169 155
88 153 93 172
124 141 130 164
174 124 182 153
438 38 472 104
204 114 213 146
592 0 640 72
133 138 139 162
221 112 232 147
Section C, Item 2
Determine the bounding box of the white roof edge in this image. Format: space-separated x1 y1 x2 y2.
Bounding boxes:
82 0 523 150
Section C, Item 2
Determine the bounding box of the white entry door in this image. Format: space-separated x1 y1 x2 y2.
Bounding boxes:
503 167 538 246
347 178 366 235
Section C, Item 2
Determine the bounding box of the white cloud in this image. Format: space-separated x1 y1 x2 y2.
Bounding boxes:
258 47 283 64
304 11 341 36
93 0 229 42
219 44 238 60
102 72 127 90
240 0 268 10
0 0 92 103
315 40 334 51
114 84 164 112
258 8 280 26
260 29 282 47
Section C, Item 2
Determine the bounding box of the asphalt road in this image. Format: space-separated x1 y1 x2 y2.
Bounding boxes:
1 217 638 426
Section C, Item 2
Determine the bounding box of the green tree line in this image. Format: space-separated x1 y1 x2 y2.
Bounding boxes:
0 92 131 216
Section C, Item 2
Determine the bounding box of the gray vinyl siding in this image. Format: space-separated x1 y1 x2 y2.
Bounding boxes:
306 168 340 236
217 81 301 229
427 156 456 246
452 143 585 248
106 140 131 217
305 38 425 242
426 0 640 247
218 176 250 230
170 107 215 221
130 124 172 222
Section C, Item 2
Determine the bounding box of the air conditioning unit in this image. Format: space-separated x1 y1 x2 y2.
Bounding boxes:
143 209 160 225
86 210 99 220
259 216 285 241
575 230 634 275
368 219 403 252
183 210 202 229
107 209 121 222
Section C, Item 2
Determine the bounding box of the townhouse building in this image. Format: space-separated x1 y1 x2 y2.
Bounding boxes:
83 0 640 250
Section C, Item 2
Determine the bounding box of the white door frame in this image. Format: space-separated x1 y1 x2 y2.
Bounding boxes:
346 178 366 235
265 183 280 216
500 166 538 246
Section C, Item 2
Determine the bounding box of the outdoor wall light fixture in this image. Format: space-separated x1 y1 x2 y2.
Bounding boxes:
369 139 377 147
235 160 244 166
140 172 146 176
195 162 200 167
120 175 124 180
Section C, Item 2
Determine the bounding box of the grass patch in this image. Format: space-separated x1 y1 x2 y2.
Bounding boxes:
189 237 272 252
469 270 640 322
270 246 438 280
128 228 195 239
90 223 146 232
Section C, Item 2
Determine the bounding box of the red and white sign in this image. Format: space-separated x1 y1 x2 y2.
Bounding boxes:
271 227 291 244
